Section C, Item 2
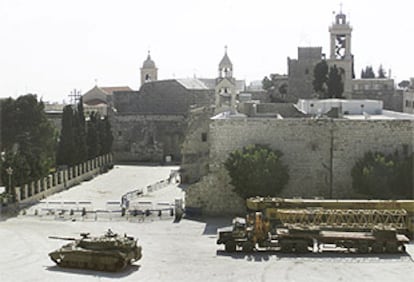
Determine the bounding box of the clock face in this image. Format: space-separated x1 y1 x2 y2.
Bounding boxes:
335 35 346 59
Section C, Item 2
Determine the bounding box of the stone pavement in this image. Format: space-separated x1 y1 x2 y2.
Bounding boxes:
1 165 414 282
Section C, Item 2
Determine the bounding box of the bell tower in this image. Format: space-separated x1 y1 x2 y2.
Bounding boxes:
140 51 158 86
215 46 237 114
328 8 353 98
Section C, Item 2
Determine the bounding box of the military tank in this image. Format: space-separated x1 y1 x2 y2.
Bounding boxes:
49 229 142 272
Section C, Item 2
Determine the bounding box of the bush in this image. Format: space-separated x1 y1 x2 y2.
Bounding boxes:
224 144 289 199
351 151 413 199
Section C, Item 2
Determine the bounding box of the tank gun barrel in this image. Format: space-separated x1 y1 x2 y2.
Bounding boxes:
48 236 76 241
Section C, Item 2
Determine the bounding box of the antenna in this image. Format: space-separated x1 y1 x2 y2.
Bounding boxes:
68 89 82 105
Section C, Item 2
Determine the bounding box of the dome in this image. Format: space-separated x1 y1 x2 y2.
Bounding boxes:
142 52 156 69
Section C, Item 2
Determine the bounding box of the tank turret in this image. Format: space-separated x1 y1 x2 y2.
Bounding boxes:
49 229 142 272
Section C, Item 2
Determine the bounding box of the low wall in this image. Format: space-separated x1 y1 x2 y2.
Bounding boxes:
14 154 113 204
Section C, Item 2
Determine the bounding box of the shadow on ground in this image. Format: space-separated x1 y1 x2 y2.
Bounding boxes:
216 249 412 262
184 216 233 235
45 264 140 277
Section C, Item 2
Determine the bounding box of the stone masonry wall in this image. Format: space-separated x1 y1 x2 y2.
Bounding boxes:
111 114 187 163
185 117 414 215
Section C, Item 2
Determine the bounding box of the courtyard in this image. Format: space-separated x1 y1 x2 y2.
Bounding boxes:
0 165 413 282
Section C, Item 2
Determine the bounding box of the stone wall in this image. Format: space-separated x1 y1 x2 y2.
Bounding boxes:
185 117 414 215
111 114 187 163
110 79 214 163
180 107 213 184
404 90 414 114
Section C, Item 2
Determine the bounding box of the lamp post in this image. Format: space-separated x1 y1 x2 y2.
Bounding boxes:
6 167 13 202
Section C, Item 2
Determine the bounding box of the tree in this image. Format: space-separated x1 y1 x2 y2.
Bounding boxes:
378 65 387 78
100 116 113 155
262 76 273 91
361 66 375 78
351 151 413 199
74 98 87 163
312 60 329 97
58 101 113 164
0 94 56 195
224 144 289 199
327 65 344 98
86 111 101 159
398 80 410 89
57 105 76 166
262 74 289 103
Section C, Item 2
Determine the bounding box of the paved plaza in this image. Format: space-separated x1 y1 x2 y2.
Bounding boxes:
0 165 413 282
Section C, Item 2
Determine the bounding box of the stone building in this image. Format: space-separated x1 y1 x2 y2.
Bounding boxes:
184 99 414 215
327 11 353 98
286 11 402 111
403 78 414 114
82 85 133 117
287 47 324 100
215 47 237 114
351 78 402 111
110 49 245 163
140 51 158 86
43 102 65 132
111 79 213 163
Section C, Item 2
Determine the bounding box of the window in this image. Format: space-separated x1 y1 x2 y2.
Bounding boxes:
118 131 122 137
201 133 207 142
406 100 410 108
305 68 309 75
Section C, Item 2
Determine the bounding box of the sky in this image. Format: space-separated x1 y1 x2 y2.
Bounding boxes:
0 0 413 103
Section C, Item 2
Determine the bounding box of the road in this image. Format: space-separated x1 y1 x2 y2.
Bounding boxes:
1 165 413 282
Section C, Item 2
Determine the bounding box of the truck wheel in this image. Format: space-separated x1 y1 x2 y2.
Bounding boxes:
225 241 237 252
242 241 254 252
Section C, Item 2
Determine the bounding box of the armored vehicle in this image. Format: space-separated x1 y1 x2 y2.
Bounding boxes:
49 229 142 271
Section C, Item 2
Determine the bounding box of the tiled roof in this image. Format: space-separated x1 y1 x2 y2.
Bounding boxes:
83 85 133 105
101 86 133 95
176 78 208 90
113 79 214 115
83 86 108 104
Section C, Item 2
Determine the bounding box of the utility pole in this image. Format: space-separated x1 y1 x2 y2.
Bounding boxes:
68 89 82 106
329 120 334 199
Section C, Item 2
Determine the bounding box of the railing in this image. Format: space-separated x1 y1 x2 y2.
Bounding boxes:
14 154 113 204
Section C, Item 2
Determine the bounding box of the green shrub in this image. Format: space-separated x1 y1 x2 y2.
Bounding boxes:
351 151 413 199
224 144 289 199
